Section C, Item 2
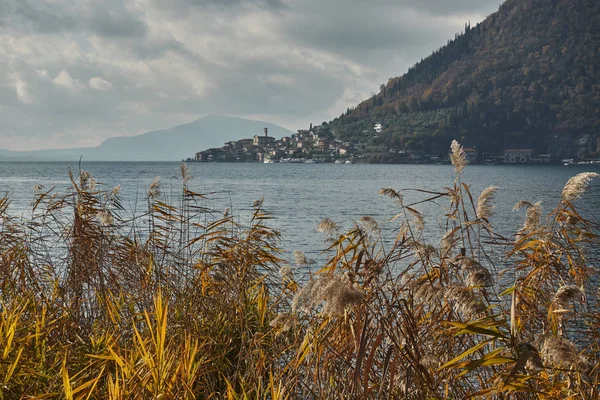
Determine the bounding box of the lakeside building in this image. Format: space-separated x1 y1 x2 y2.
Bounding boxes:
253 128 276 147
504 149 533 163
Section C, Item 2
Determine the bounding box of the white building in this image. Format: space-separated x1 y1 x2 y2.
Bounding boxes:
374 123 382 133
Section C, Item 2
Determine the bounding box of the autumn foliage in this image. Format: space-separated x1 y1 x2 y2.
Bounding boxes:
0 144 599 398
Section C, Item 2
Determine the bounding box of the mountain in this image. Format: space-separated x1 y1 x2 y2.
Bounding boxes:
324 0 600 159
0 115 293 161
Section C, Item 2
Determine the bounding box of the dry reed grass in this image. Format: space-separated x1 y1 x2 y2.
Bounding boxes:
0 151 599 399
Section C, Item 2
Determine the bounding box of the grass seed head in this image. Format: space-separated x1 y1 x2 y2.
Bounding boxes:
552 285 583 308
440 230 455 256
358 216 379 235
320 279 363 317
421 354 440 369
279 265 293 280
448 188 460 205
269 313 297 332
476 185 498 220
80 170 91 187
408 208 425 231
316 218 339 236
380 188 403 205
180 162 191 184
445 285 486 316
292 276 363 316
514 201 543 241
414 242 436 260
561 172 599 203
541 336 586 370
148 177 161 198
460 258 493 287
293 250 313 266
88 178 97 190
450 140 467 174
97 210 114 226
413 280 442 303
291 278 321 313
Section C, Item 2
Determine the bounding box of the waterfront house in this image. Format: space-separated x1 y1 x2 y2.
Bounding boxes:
504 149 533 163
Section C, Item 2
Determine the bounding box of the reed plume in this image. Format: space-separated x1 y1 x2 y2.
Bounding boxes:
412 279 443 303
279 265 293 280
445 285 486 316
292 276 363 317
407 208 425 231
358 216 379 235
96 210 114 226
79 170 91 186
180 162 191 184
561 172 599 203
414 242 436 260
476 185 498 220
440 230 455 255
269 312 296 332
460 257 493 287
316 218 339 236
552 285 583 309
293 250 314 266
291 278 320 313
450 140 467 174
541 336 588 370
148 176 161 198
379 187 403 205
514 200 543 240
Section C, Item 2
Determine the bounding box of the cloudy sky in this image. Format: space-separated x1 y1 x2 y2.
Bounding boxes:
1 0 501 151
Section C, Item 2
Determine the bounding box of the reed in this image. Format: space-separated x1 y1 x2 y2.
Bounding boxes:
0 147 598 399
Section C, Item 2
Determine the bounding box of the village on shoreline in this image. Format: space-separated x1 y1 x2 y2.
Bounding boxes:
188 126 600 166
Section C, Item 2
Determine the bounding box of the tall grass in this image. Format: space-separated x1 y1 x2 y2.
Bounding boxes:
0 144 598 399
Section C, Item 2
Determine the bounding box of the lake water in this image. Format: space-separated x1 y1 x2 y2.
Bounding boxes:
1 161 599 265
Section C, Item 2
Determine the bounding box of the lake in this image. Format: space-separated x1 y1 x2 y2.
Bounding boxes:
1 161 598 265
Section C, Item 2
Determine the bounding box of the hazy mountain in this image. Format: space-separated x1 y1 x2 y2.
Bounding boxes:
0 115 293 161
324 0 600 158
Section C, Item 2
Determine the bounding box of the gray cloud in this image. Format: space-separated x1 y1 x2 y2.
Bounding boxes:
185 0 285 9
86 4 147 38
0 0 501 151
7 0 146 37
10 1 79 33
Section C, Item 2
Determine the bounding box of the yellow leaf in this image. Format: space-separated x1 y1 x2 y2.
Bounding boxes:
439 339 493 370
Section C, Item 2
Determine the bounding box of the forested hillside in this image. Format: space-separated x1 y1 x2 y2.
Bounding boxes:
324 0 600 158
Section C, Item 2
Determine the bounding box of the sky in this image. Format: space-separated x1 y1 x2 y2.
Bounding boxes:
1 0 502 151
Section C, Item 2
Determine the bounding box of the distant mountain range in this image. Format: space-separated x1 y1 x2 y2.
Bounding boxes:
0 115 293 161
323 0 600 158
